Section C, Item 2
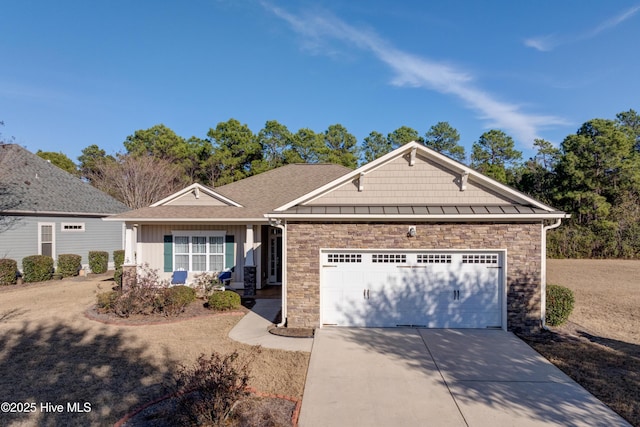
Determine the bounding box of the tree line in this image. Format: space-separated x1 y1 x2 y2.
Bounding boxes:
32 110 640 259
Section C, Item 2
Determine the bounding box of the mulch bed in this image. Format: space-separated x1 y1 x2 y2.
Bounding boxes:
85 301 246 326
116 389 299 427
268 326 315 338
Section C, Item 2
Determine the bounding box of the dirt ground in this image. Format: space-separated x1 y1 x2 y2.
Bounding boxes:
0 275 309 426
546 259 640 345
530 259 640 426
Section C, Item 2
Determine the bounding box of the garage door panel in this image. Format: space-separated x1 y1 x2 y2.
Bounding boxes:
321 251 503 328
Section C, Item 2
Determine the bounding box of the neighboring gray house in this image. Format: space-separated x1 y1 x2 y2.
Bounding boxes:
0 144 128 271
108 142 570 333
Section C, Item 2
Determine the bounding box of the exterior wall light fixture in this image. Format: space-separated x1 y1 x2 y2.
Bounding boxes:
407 226 417 237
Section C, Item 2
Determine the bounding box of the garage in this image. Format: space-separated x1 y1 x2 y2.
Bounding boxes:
320 250 504 328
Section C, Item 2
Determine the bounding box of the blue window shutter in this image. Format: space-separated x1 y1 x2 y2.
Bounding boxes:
225 235 234 269
164 235 173 272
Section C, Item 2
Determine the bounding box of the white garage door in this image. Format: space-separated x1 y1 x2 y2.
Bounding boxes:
321 250 503 328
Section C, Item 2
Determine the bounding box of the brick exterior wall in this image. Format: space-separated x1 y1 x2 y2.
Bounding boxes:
286 222 542 333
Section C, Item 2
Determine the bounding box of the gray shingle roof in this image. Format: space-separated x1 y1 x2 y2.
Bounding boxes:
107 163 353 221
0 144 128 215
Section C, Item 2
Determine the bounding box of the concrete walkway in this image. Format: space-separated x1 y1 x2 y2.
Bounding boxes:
228 299 313 352
299 328 631 427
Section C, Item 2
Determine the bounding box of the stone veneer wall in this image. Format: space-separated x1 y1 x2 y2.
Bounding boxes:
286 222 542 333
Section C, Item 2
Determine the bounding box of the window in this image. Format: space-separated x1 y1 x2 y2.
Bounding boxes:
462 254 498 264
61 222 85 232
38 223 55 258
417 254 452 263
173 233 225 272
327 253 362 263
372 253 406 263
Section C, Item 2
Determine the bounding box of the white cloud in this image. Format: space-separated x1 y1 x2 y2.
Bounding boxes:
266 4 567 146
525 4 640 52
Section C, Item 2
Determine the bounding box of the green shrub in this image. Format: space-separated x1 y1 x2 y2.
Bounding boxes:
113 250 125 270
22 255 54 283
113 250 125 286
546 284 575 326
162 285 197 315
208 290 241 311
113 249 124 286
96 291 119 313
0 258 17 285
88 251 108 274
114 269 123 287
57 254 82 278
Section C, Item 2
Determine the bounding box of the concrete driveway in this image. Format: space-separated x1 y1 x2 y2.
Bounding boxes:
299 328 630 427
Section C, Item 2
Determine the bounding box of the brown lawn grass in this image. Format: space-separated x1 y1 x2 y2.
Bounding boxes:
0 275 309 426
520 259 640 427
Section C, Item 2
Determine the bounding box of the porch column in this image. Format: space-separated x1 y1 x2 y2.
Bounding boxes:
124 223 137 264
244 224 256 296
244 224 255 266
122 223 138 290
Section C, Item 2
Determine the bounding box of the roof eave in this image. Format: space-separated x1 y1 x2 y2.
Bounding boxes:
2 210 122 218
265 213 570 221
103 217 269 223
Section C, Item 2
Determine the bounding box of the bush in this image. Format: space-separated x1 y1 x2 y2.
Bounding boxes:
546 284 575 326
57 254 82 278
161 285 197 316
0 258 17 285
22 255 54 282
88 251 108 274
96 290 119 313
113 266 167 317
172 348 260 426
113 250 125 270
94 264 173 318
114 269 123 287
113 250 125 286
192 272 219 298
208 290 241 311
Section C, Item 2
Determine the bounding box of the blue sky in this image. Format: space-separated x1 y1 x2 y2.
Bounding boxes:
2 0 639 162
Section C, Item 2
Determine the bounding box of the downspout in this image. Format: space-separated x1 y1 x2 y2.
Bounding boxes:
270 219 287 328
541 218 562 329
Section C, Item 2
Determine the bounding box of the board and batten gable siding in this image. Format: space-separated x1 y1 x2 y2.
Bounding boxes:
305 154 512 206
285 222 543 333
0 216 124 269
139 224 246 283
163 191 230 207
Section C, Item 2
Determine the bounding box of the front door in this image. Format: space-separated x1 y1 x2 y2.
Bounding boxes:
268 228 282 283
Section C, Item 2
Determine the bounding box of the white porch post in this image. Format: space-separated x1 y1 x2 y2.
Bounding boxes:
245 224 255 266
122 223 138 291
243 224 257 296
124 223 137 264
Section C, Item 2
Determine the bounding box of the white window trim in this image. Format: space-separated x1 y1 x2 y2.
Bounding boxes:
38 222 56 258
61 222 86 232
171 230 226 273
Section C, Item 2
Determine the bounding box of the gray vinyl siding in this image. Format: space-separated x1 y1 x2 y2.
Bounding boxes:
0 215 124 270
56 217 124 267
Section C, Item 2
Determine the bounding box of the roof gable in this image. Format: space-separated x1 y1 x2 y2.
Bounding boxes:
0 144 128 215
275 142 558 212
305 153 513 206
152 183 242 207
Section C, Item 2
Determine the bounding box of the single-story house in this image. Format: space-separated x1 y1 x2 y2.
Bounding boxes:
0 144 128 271
106 142 569 333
